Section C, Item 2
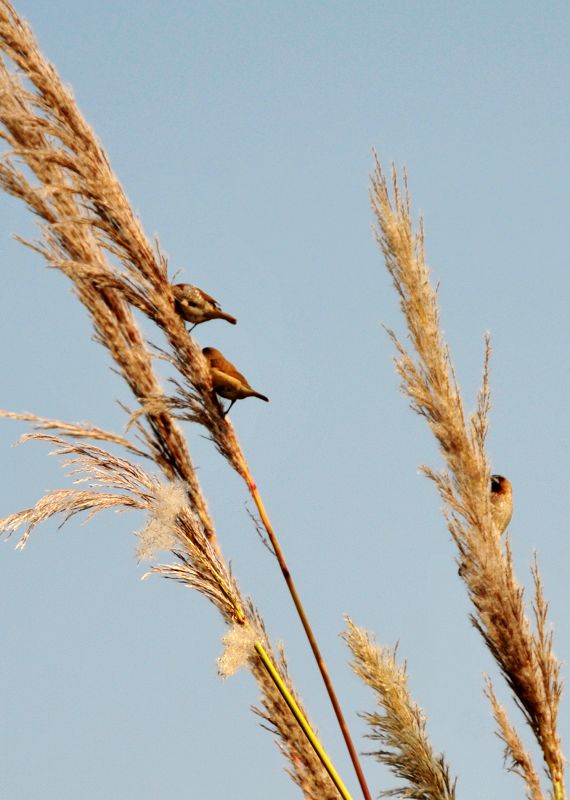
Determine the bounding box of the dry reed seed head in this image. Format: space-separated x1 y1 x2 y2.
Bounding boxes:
1 8 248 491
218 624 261 678
343 620 456 800
372 158 565 798
0 488 142 550
135 478 187 561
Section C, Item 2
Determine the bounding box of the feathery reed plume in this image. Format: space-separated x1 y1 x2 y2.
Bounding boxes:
344 620 456 800
0 422 344 797
0 3 359 794
0 56 216 546
370 155 565 799
0 431 242 617
0 5 371 795
0 410 150 457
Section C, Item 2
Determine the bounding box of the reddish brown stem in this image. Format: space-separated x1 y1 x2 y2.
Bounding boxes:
237 454 372 800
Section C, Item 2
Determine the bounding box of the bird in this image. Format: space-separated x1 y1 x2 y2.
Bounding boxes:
458 474 513 578
490 474 513 535
202 347 269 415
172 283 237 331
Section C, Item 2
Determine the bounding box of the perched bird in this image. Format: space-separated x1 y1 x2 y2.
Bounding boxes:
459 474 513 577
490 474 513 535
172 283 237 331
202 347 269 415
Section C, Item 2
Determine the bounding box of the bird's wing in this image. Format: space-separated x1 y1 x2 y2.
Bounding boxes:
173 284 198 306
206 351 250 387
210 368 243 395
196 287 220 308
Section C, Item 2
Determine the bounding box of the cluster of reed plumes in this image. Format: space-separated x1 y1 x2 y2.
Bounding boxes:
0 2 565 799
0 3 344 798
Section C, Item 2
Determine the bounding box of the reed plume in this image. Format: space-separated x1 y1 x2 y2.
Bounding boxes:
0 2 356 796
0 423 341 798
344 620 456 800
369 154 565 800
0 8 370 795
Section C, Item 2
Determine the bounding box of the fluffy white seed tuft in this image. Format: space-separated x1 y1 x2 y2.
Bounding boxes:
218 624 259 678
136 479 187 561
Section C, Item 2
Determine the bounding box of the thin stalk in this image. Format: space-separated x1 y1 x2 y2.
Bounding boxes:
254 641 353 800
235 451 373 800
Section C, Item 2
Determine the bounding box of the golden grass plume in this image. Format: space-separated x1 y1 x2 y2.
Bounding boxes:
344 619 456 800
370 154 565 800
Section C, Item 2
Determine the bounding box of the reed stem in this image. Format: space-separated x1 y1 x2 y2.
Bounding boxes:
235 450 372 800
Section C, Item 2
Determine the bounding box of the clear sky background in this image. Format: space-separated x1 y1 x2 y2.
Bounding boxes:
1 2 570 798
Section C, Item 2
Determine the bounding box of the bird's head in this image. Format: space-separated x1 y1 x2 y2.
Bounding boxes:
490 474 512 496
202 347 223 362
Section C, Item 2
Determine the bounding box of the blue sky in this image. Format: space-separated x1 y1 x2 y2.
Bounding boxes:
2 2 570 798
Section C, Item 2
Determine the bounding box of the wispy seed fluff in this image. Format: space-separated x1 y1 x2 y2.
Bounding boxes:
218 624 260 678
136 479 187 561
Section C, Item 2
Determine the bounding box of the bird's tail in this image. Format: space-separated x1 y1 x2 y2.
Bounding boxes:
252 391 269 402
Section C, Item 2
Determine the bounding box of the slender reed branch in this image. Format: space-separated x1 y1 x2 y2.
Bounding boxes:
485 678 545 800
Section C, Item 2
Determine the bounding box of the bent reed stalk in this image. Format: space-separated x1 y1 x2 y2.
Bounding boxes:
370 154 565 800
0 2 365 797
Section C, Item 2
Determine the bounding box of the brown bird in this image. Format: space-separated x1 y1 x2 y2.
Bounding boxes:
172 283 237 331
459 473 513 577
202 347 269 415
490 474 513 535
